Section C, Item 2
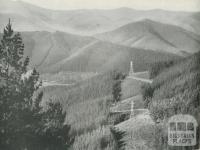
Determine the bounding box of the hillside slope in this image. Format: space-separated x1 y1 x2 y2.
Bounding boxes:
20 31 94 69
96 20 200 55
37 40 180 73
0 31 179 74
142 52 200 149
150 52 200 109
0 30 180 74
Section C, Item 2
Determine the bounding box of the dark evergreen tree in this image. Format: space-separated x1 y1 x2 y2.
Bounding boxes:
112 71 126 103
110 127 126 150
0 20 71 150
141 83 154 108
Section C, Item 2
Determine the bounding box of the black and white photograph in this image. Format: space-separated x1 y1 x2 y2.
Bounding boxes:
0 0 200 149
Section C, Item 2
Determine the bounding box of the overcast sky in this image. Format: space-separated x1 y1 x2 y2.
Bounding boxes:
18 0 200 12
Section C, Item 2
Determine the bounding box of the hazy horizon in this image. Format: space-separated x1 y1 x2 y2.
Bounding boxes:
10 0 200 12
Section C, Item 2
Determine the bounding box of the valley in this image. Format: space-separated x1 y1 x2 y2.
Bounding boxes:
0 0 199 149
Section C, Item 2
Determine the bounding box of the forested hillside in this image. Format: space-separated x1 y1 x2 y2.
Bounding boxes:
41 71 127 149
142 52 200 149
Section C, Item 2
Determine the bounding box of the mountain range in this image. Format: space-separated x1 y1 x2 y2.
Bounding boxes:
95 19 200 54
19 31 180 73
0 0 199 74
0 0 200 35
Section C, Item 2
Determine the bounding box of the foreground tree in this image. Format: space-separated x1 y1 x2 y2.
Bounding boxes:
0 20 71 150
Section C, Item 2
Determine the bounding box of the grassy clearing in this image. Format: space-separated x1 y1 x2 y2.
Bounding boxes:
121 78 143 99
41 71 97 84
116 110 155 150
110 95 144 112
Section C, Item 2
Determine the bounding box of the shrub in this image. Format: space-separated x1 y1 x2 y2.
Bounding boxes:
141 84 154 108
